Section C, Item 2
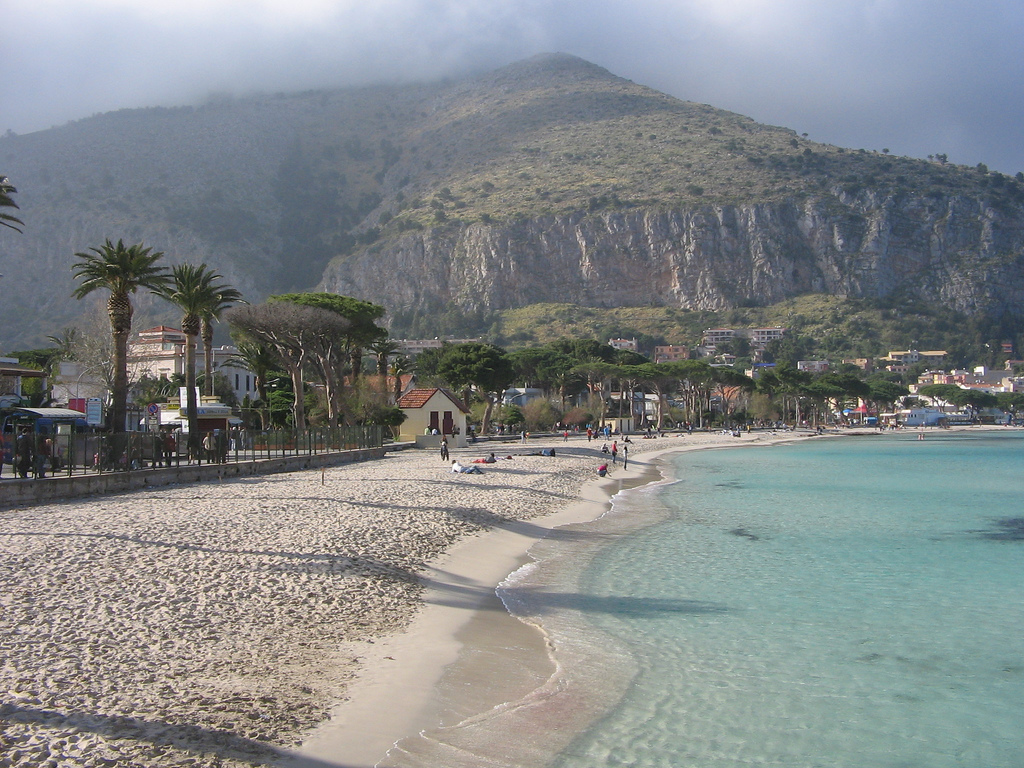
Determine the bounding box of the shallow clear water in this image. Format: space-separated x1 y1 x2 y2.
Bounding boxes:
549 431 1024 767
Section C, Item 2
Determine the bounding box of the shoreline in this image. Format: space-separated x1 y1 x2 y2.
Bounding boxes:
291 431 802 767
8 426 991 767
293 443 674 768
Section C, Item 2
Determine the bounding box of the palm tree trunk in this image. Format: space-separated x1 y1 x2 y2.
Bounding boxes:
184 334 200 459
202 322 215 397
110 328 129 432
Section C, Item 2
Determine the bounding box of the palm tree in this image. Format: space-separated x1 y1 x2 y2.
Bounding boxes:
389 355 414 404
46 327 82 362
200 285 245 397
158 263 234 458
369 337 401 377
0 175 23 232
72 239 170 432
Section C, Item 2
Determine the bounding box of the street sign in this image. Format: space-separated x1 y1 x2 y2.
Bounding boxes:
147 402 159 416
85 397 104 427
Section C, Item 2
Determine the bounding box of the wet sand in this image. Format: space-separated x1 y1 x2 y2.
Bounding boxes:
294 431 800 767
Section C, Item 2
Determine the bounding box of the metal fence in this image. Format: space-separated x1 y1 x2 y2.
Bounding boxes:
1 425 385 479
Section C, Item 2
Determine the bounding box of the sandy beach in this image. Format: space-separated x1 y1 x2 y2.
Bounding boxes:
0 429 807 768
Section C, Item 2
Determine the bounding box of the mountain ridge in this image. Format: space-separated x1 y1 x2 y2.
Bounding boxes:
1 53 1022 351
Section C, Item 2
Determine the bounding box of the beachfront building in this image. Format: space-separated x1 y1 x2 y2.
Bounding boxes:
50 361 106 409
0 357 47 408
128 326 255 404
397 387 471 448
503 387 544 407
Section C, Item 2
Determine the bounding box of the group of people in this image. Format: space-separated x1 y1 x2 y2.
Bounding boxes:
450 451 517 474
2 428 56 479
599 438 629 467
439 425 641 480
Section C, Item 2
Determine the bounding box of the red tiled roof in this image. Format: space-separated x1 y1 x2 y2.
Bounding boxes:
398 388 439 408
397 388 470 413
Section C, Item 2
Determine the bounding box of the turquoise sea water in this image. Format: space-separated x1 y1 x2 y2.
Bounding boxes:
387 431 1024 768
544 431 1024 767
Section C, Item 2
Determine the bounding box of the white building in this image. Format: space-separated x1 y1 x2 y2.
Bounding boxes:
394 338 481 358
128 326 256 404
608 338 638 352
750 327 787 347
797 360 830 373
701 328 737 348
49 361 107 408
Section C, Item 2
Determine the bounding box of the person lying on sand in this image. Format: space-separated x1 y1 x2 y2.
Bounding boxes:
522 447 557 457
451 460 483 474
472 453 513 463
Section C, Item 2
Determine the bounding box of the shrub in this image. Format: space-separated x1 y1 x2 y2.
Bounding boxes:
522 398 562 431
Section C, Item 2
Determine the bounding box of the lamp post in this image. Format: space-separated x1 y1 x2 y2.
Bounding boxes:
72 362 107 403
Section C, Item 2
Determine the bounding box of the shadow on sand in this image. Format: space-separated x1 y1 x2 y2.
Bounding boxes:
0 703 366 768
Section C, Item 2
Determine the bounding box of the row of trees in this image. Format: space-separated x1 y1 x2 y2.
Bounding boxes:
411 340 926 431
416 341 1024 431
66 238 400 445
70 239 244 458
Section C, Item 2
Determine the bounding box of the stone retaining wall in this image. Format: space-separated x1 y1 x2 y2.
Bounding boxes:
0 447 387 508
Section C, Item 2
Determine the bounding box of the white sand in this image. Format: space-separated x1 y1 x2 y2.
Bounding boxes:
0 430 801 768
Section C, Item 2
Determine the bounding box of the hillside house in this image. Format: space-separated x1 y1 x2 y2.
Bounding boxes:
701 328 736 348
608 338 638 352
394 338 481 358
654 345 689 363
749 327 787 347
797 360 829 373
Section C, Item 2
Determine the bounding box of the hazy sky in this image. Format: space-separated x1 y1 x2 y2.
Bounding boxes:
5 0 1024 173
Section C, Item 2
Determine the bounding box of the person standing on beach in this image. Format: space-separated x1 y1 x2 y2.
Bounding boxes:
622 442 629 469
15 428 32 479
35 437 51 478
611 441 618 464
439 436 449 461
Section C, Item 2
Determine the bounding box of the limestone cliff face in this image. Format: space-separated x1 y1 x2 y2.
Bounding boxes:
320 192 1024 319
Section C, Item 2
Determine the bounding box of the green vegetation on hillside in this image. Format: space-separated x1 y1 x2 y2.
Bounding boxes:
368 56 1024 238
388 295 1022 370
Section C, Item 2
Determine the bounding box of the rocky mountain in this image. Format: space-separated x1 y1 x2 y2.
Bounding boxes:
2 53 1023 350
